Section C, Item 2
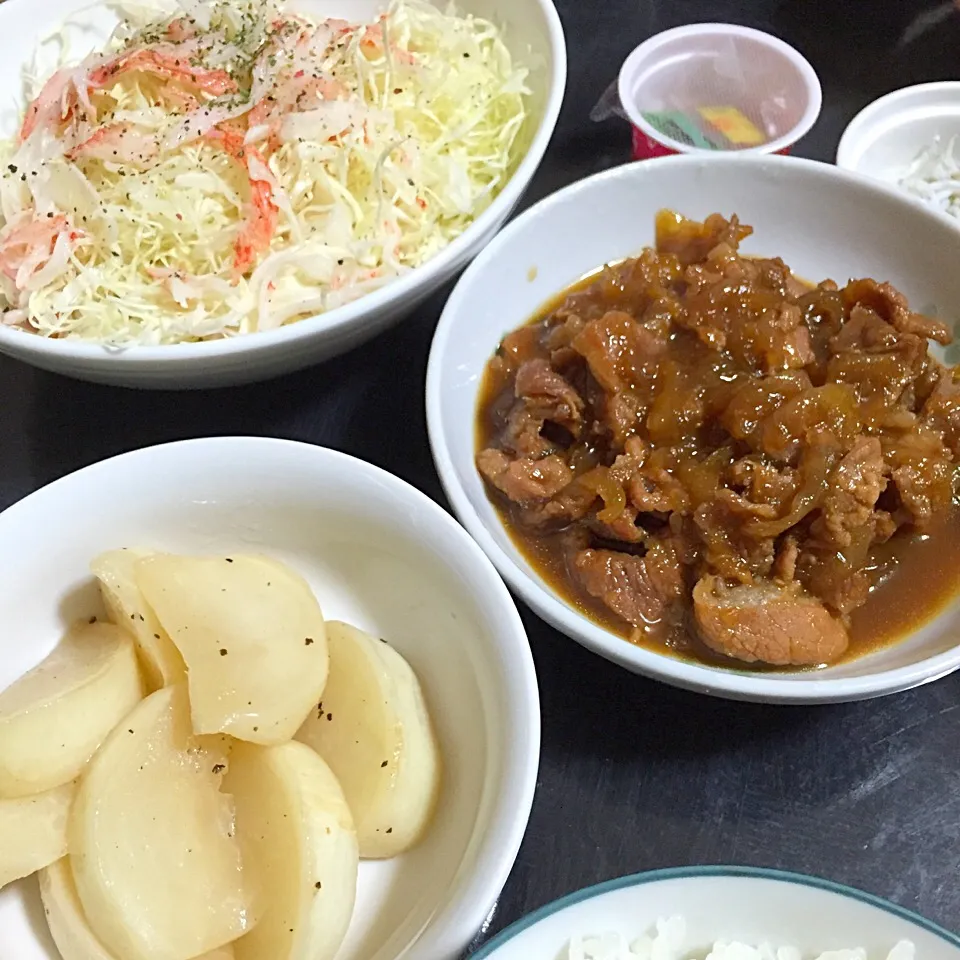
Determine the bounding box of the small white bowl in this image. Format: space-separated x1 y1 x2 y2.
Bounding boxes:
0 0 566 388
469 867 960 960
837 82 960 186
426 153 960 704
0 437 540 960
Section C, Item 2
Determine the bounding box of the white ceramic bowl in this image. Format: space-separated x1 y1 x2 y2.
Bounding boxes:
0 0 565 389
426 153 960 704
469 867 960 960
837 82 960 187
0 437 540 960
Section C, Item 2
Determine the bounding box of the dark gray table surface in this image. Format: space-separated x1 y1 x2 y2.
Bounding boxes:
2 0 960 946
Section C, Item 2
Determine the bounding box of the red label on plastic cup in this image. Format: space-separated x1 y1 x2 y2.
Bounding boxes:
631 125 793 161
631 127 679 160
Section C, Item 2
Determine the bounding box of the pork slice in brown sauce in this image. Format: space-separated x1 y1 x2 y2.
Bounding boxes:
772 536 799 582
502 404 553 458
831 304 901 353
514 359 584 433
728 302 815 374
584 440 648 543
501 359 585 457
574 540 685 632
587 512 646 545
721 373 811 449
922 367 960 455
676 258 812 372
727 455 798 507
494 325 541 372
884 426 955 528
827 305 930 410
628 466 691 515
795 540 874 617
757 382 862 464
843 278 952 345
596 437 692 519
655 210 752 265
544 310 586 370
693 498 776 583
571 310 667 394
811 436 888 549
518 480 599 529
604 390 646 448
476 449 573 503
692 574 849 666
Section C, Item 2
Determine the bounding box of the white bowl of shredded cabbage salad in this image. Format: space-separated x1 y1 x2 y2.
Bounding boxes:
0 0 564 386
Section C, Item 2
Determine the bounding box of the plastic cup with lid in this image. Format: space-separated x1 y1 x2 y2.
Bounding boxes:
617 23 822 161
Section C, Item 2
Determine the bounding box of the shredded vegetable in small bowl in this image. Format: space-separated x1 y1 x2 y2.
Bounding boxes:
0 0 531 344
898 135 960 220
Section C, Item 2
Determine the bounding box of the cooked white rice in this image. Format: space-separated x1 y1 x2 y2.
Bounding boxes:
566 916 917 960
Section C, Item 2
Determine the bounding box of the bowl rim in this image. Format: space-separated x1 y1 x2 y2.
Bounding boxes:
0 436 542 960
836 80 960 172
425 151 960 704
617 22 823 157
469 865 960 958
0 0 567 365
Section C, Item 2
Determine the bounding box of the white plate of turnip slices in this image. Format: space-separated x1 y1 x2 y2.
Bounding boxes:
0 437 541 960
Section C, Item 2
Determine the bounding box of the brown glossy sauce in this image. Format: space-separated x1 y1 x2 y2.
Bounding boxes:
848 505 960 653
477 266 960 670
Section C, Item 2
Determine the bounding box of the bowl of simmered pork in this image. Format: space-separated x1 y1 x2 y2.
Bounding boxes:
427 153 960 703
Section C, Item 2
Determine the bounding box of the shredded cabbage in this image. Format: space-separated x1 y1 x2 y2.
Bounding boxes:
0 0 531 344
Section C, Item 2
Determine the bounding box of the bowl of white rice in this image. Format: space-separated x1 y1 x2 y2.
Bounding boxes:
469 867 960 960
